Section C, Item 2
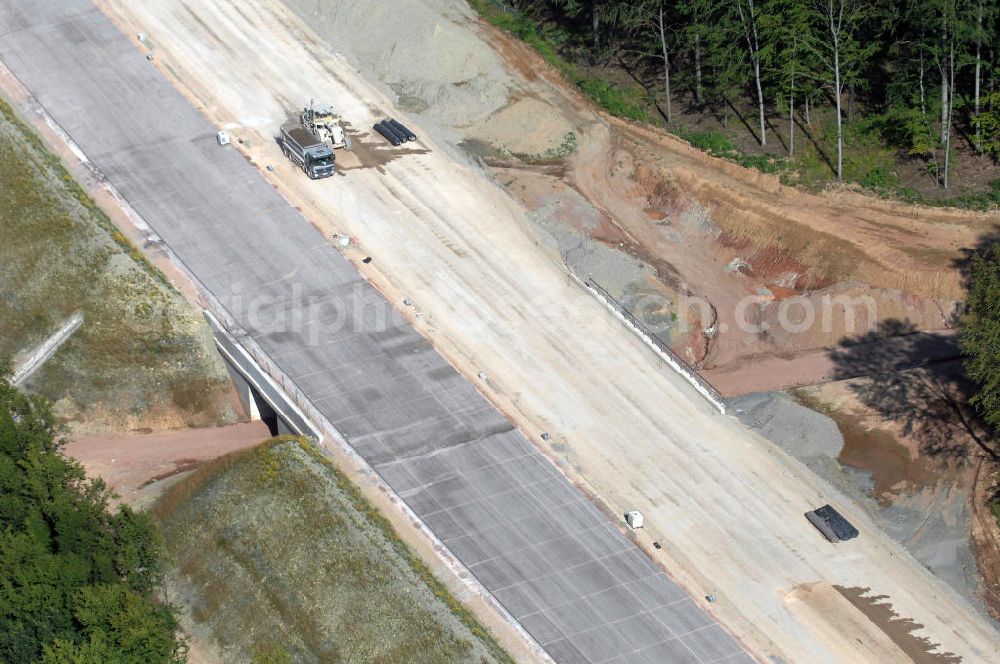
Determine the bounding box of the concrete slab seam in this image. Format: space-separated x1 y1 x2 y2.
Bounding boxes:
0 50 553 663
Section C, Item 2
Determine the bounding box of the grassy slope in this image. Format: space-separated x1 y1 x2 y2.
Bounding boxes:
0 97 231 428
155 438 512 664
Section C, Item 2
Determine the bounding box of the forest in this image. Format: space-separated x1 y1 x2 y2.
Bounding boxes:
482 0 1000 202
0 374 184 663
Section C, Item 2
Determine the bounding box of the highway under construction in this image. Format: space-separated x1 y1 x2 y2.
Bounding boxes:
1 0 997 662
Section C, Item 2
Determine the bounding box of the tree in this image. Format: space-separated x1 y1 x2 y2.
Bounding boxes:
809 0 880 181
934 0 960 189
0 376 184 662
770 0 816 156
974 92 1000 158
699 3 750 128
680 0 713 103
735 0 770 146
973 1 984 152
612 1 680 124
961 243 1000 435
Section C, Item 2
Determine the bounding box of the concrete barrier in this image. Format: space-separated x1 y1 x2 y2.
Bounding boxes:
203 311 322 440
576 276 727 414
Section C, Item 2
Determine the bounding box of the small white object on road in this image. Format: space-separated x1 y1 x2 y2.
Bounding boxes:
625 510 644 529
338 236 350 247
216 130 230 146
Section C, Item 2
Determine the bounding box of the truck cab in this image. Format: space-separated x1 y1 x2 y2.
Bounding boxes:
303 148 335 179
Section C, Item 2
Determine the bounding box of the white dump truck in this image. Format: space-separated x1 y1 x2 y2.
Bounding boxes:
300 103 349 150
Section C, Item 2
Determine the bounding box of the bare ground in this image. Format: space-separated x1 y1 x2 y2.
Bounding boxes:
83 0 1000 660
63 421 272 508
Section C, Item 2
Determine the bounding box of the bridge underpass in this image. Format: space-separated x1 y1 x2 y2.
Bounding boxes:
0 3 751 661
204 311 320 440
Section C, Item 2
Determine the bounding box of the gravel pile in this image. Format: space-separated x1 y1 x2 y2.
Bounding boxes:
730 392 844 460
283 0 512 127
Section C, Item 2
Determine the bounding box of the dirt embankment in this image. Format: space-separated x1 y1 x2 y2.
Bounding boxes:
313 0 1000 629
0 96 238 434
64 421 272 508
416 8 993 379
155 439 512 664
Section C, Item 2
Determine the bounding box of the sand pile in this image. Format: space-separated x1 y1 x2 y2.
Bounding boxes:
282 0 577 157
471 97 575 159
283 0 512 126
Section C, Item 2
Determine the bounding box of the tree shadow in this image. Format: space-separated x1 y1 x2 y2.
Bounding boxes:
724 98 759 145
764 114 787 153
794 118 835 174
953 224 1000 288
615 54 670 124
829 319 998 463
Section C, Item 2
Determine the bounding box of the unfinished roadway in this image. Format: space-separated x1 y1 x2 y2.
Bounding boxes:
0 1 749 662
2 0 998 662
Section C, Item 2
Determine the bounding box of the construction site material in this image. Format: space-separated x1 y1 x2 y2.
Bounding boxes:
806 505 860 543
40 0 1000 660
374 120 401 145
388 117 416 141
625 510 644 529
381 119 408 143
278 122 334 178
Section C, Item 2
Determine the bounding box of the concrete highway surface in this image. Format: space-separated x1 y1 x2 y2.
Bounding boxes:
0 1 749 662
2 0 998 662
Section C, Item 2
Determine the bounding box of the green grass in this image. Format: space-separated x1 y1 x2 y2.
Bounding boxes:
578 79 647 120
673 125 788 174
0 95 229 424
933 177 1000 210
156 438 513 663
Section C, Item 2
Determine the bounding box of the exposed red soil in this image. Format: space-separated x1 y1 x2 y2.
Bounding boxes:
64 421 272 504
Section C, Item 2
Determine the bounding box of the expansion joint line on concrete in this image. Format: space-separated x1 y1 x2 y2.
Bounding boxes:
574 275 727 414
0 54 552 661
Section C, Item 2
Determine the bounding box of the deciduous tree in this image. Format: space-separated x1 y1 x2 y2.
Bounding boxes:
961 243 1000 439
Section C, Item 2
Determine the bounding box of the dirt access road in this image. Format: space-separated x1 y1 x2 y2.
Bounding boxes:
95 0 999 661
64 422 272 507
465 22 990 374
